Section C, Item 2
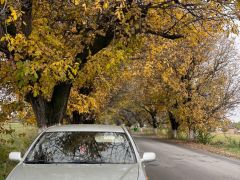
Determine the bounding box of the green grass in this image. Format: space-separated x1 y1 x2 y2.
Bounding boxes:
0 123 38 180
130 127 170 138
212 133 240 143
210 133 240 156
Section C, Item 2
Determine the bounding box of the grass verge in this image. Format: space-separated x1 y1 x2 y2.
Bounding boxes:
0 123 38 180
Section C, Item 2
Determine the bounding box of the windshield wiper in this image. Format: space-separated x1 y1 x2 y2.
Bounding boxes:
24 160 53 164
66 161 104 164
24 160 108 164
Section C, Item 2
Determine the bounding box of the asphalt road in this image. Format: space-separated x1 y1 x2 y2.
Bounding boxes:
134 136 240 180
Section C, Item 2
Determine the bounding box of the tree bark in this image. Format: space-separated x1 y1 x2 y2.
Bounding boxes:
26 82 71 127
168 111 180 138
188 123 196 140
188 129 195 140
21 0 33 36
151 111 158 129
142 106 159 129
148 109 159 135
138 120 144 128
71 111 96 124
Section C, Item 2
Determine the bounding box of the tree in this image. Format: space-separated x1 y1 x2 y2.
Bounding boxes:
0 0 239 127
151 35 240 139
97 32 240 140
232 121 240 130
0 85 35 144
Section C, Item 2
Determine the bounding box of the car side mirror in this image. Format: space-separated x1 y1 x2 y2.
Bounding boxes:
141 152 156 162
9 152 22 162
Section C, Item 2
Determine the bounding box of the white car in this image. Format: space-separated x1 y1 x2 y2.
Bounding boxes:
7 124 156 180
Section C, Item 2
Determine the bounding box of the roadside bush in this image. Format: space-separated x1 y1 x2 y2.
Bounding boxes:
175 131 188 141
196 131 215 144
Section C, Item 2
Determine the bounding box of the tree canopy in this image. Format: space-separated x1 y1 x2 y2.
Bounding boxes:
97 33 240 138
0 0 240 128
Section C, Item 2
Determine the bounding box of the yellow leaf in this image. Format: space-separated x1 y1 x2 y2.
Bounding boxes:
103 2 108 9
73 0 80 5
82 3 87 11
115 10 122 20
0 36 5 41
5 6 18 22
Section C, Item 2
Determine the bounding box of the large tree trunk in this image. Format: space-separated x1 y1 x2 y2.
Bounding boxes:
151 113 158 129
26 82 71 127
21 0 32 36
25 31 114 127
142 106 159 134
188 123 196 140
168 111 180 139
188 129 195 140
71 111 96 124
138 119 144 128
149 109 159 135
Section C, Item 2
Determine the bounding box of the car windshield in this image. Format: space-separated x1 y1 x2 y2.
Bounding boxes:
24 131 136 164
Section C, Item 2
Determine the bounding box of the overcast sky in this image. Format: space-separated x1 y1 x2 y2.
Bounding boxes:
228 34 240 122
229 109 240 122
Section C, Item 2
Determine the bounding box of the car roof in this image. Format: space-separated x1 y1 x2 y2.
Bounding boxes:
45 124 125 133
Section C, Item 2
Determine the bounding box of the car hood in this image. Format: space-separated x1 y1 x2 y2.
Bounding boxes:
7 163 139 180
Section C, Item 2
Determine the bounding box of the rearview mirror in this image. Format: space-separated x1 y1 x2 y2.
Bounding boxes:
9 152 22 162
141 152 156 162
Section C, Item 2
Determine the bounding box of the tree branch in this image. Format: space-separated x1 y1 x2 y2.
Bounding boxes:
145 29 184 39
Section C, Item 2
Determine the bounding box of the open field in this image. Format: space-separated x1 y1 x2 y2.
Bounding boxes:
210 133 240 156
0 123 38 180
212 133 240 142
